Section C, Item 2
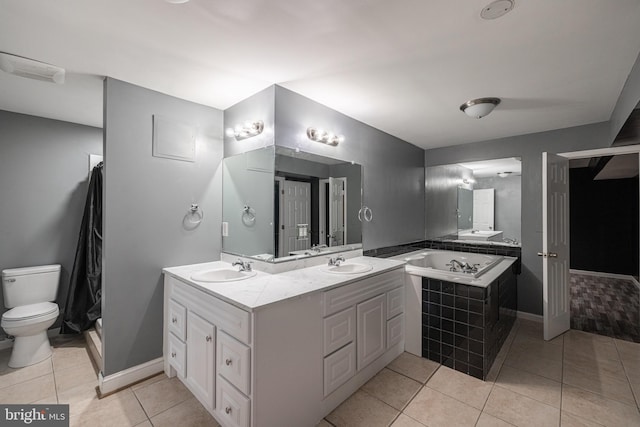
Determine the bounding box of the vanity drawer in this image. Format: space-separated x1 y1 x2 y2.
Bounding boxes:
387 286 404 320
323 307 355 356
217 331 251 395
169 276 251 344
323 342 356 397
168 299 187 341
168 333 186 378
387 313 404 349
216 376 251 427
323 269 403 317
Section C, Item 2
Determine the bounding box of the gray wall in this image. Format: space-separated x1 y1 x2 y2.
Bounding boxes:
425 122 612 315
222 148 275 257
103 78 223 376
274 86 425 250
0 110 102 340
425 164 473 239
474 175 522 242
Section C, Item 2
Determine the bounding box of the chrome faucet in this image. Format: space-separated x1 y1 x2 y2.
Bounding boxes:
311 244 328 253
447 259 480 274
328 255 345 266
232 259 252 272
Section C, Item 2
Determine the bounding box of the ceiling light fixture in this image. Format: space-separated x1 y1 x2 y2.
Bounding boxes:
307 127 343 146
481 0 514 20
226 120 264 140
497 171 513 178
0 52 65 84
460 97 501 119
164 0 190 4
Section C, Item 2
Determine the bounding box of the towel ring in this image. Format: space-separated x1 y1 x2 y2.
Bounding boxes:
186 203 204 225
242 205 256 226
358 206 373 222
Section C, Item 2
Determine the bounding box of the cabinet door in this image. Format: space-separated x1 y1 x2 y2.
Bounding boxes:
357 294 386 371
186 311 216 410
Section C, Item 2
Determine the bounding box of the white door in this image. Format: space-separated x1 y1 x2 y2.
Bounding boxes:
186 311 216 410
329 177 347 246
283 180 311 254
542 152 570 341
473 188 495 230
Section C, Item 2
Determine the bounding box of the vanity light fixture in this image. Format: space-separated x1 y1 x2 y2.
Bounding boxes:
497 171 513 178
307 127 344 146
226 120 264 140
460 97 501 119
462 178 475 185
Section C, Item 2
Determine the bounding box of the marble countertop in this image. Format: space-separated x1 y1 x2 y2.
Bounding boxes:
163 256 405 312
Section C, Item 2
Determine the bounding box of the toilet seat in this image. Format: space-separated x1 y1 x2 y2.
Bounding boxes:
1 302 59 326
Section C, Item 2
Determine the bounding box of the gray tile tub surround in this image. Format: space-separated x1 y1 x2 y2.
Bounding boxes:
422 268 518 380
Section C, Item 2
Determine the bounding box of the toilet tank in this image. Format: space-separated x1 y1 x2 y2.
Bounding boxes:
2 264 61 308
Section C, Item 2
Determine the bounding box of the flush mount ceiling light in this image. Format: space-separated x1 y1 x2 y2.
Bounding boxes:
164 0 190 4
460 97 501 119
481 0 514 20
0 52 65 84
497 171 513 178
226 120 264 140
307 127 344 146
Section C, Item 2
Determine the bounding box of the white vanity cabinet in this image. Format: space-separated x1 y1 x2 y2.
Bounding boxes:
163 275 251 426
163 264 404 427
321 269 405 397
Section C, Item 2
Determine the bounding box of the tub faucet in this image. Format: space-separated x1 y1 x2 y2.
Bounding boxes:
447 259 466 271
447 259 479 274
232 259 252 272
328 255 345 266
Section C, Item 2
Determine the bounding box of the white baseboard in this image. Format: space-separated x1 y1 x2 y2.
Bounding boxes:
0 328 62 351
517 311 543 323
0 338 13 351
570 269 640 290
99 357 164 396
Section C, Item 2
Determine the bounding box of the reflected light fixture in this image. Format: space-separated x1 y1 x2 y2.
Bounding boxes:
460 97 501 119
497 171 513 178
0 52 65 84
307 127 343 146
226 120 264 140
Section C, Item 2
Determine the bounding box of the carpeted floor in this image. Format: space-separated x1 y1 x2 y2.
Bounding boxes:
570 272 640 343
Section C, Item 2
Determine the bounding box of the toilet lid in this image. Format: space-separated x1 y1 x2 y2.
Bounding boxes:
2 302 58 321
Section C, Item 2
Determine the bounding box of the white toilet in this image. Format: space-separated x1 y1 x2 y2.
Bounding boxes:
1 264 60 368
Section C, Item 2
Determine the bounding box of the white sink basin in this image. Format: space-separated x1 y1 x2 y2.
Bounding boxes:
191 268 257 283
326 263 373 274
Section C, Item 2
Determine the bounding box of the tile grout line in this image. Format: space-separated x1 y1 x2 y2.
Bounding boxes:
131 386 153 425
612 337 640 412
559 332 565 427
473 321 520 427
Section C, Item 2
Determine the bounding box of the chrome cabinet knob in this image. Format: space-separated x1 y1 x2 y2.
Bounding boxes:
225 407 232 415
206 335 212 342
171 317 177 324
225 358 232 366
171 352 176 358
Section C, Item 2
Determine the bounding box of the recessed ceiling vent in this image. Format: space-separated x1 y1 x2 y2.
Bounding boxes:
0 52 65 84
481 0 514 20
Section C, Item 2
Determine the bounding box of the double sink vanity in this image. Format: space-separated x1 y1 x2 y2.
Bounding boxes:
162 247 518 427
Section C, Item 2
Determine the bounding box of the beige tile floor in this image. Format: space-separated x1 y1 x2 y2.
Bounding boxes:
1 319 639 427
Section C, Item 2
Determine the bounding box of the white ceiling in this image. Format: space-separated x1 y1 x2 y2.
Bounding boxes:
1 0 640 148
458 157 522 178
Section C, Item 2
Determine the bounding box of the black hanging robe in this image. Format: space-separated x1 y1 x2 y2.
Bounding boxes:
61 162 103 334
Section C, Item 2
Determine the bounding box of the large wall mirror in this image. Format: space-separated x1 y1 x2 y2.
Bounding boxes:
222 146 363 262
426 157 521 246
